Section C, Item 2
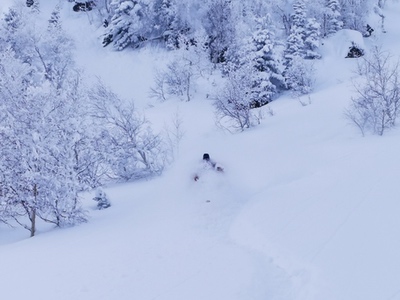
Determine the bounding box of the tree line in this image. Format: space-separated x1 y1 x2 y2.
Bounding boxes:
0 3 168 236
1 0 396 236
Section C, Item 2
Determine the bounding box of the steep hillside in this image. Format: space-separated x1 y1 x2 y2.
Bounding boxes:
1 1 400 300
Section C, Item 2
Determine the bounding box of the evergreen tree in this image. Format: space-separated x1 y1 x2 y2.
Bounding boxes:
152 0 180 46
324 0 343 36
291 0 307 29
243 16 285 105
1 5 39 67
1 8 24 52
284 56 316 94
48 5 61 30
36 6 75 90
103 0 150 50
284 0 307 63
304 18 322 59
285 25 305 63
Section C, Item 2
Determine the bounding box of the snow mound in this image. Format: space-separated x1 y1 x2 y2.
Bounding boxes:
321 29 365 59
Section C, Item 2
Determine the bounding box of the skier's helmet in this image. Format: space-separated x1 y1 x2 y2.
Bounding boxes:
203 153 210 161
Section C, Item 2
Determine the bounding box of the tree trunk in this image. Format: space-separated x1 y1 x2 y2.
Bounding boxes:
30 184 38 237
30 209 36 237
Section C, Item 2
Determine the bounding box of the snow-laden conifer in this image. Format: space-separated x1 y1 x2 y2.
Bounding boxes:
103 0 150 50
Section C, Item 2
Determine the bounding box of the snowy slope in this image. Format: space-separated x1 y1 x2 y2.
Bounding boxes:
1 1 400 300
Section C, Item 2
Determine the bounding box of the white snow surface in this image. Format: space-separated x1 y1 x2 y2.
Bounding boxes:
2 2 400 300
320 29 365 58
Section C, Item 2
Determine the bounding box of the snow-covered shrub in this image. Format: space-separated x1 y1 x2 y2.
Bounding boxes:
346 42 365 58
149 69 168 102
214 67 257 132
149 58 194 101
150 39 209 102
73 2 96 12
93 188 111 210
164 58 195 101
373 5 386 33
89 81 167 181
203 0 236 64
285 56 316 95
345 47 400 136
164 109 185 160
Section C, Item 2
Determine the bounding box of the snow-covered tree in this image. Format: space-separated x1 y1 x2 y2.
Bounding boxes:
103 0 151 50
270 0 294 36
283 0 321 91
339 0 373 31
150 35 211 101
36 5 75 90
48 4 61 29
214 66 257 132
377 0 387 8
89 81 167 181
0 4 74 90
304 18 322 59
93 188 111 210
240 16 285 106
291 0 307 29
322 0 343 36
284 56 316 95
346 47 400 136
0 5 97 236
203 0 236 64
285 25 306 62
163 58 195 102
0 50 87 237
151 0 181 46
373 4 386 34
284 0 307 62
0 5 37 61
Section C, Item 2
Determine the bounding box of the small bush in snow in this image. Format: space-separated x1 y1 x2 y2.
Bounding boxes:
150 60 194 101
285 56 316 95
150 39 210 102
346 46 400 136
149 69 168 102
164 58 195 102
213 67 256 132
93 188 111 210
26 0 34 7
346 42 365 58
73 2 95 12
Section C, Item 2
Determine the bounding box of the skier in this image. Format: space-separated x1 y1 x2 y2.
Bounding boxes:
365 24 374 37
194 153 223 181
